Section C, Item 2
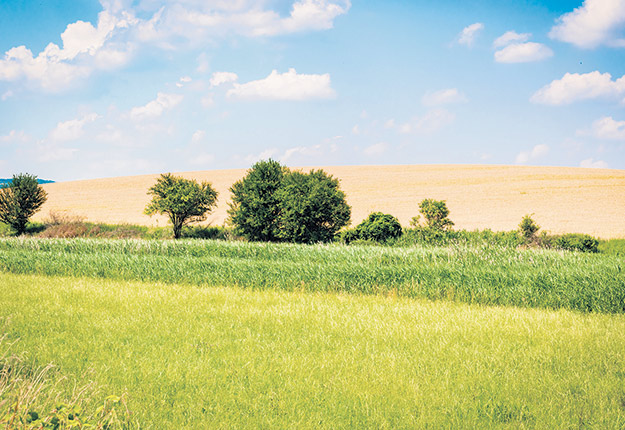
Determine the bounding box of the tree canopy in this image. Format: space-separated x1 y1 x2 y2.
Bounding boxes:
145 173 218 239
0 173 48 235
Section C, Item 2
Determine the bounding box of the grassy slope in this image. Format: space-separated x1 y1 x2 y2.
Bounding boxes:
34 165 625 238
1 272 624 429
1 238 624 313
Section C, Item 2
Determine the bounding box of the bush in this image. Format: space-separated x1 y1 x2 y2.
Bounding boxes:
0 173 48 235
228 159 287 242
553 233 599 253
145 173 218 239
228 160 351 243
519 215 540 242
353 212 403 243
276 170 351 244
417 199 454 231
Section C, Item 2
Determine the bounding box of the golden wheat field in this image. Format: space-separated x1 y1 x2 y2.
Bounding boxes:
33 164 625 239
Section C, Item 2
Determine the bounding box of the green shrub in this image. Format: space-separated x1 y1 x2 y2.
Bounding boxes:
418 199 454 231
181 225 233 240
553 233 599 253
0 173 48 235
354 212 403 243
519 215 540 241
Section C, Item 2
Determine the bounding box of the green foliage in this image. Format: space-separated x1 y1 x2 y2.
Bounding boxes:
519 215 540 241
145 173 218 239
553 233 599 253
353 212 403 243
598 239 625 256
228 159 287 242
228 160 351 243
0 173 48 235
418 199 454 230
276 170 351 244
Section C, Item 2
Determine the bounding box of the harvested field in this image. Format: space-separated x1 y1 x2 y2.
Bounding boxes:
33 164 625 239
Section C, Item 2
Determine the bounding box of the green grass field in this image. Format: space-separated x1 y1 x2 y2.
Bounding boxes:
1 272 624 428
1 238 625 428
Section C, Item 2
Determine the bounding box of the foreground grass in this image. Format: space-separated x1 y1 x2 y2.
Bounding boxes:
0 238 624 313
1 272 624 428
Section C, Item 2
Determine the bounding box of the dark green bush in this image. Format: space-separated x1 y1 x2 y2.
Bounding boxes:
182 225 233 240
354 212 403 243
553 233 599 253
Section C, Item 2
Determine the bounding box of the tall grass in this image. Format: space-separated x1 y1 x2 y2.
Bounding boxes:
0 237 623 313
1 272 625 429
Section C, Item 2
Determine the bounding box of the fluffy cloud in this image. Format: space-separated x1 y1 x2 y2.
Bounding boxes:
227 68 335 101
458 23 484 47
494 42 553 63
0 11 132 91
422 88 467 106
589 116 625 140
0 0 349 93
0 130 30 144
130 92 183 120
493 30 531 47
549 0 625 48
531 71 625 105
515 144 549 164
210 71 238 87
580 158 609 168
50 113 99 141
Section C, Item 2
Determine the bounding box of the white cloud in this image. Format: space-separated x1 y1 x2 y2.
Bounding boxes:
1 90 13 101
363 142 388 157
50 113 99 141
35 141 78 162
531 71 625 105
0 130 30 144
280 144 324 163
210 71 238 87
227 68 335 101
580 158 609 168
493 30 531 47
515 144 549 164
422 88 467 106
191 130 206 143
494 42 553 63
458 23 484 47
399 109 455 134
245 148 279 164
0 10 132 91
549 0 625 48
589 116 625 140
130 92 183 120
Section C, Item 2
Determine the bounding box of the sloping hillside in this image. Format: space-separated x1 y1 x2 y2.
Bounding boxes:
33 164 625 239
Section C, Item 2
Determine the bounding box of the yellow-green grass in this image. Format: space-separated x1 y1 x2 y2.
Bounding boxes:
34 165 625 239
2 272 625 429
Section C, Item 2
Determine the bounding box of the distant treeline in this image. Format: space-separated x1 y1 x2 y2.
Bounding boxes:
0 178 54 184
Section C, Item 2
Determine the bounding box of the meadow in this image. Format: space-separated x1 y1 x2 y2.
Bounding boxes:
1 271 625 428
0 238 623 313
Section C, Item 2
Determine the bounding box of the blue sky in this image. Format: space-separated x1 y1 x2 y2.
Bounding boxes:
1 0 624 181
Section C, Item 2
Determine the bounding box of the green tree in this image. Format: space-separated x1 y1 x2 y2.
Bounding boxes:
227 159 287 242
354 212 403 242
418 199 454 231
145 173 218 239
519 214 539 241
0 173 48 235
276 169 351 243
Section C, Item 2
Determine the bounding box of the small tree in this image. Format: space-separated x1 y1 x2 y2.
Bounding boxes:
0 173 48 235
145 173 218 239
519 214 539 241
228 159 287 242
355 212 403 242
276 169 351 243
418 199 454 230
